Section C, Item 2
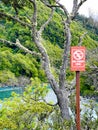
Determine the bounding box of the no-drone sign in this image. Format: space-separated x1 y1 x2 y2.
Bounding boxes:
70 46 86 71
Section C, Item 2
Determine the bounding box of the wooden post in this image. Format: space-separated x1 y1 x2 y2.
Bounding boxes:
70 46 86 130
76 71 80 130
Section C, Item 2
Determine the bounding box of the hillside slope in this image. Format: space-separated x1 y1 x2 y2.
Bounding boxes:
0 1 98 92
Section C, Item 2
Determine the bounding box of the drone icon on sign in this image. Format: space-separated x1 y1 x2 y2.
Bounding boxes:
73 50 84 60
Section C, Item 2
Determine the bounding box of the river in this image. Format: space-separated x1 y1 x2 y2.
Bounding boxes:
0 86 23 100
0 86 97 118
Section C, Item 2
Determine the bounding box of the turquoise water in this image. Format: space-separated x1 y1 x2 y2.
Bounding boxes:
0 86 97 119
0 87 23 100
0 86 54 100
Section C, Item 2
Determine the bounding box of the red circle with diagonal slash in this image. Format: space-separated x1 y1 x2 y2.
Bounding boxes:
73 50 84 61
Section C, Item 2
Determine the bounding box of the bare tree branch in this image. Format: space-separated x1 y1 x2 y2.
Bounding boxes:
38 8 54 34
71 0 87 20
0 38 40 57
22 94 58 106
31 0 37 27
58 0 87 89
0 12 31 28
72 0 78 16
59 20 71 89
55 1 71 89
29 0 60 92
28 1 60 96
56 1 70 21
32 98 58 106
78 0 87 9
42 98 58 106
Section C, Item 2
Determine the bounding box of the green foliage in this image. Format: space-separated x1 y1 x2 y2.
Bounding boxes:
81 100 98 130
1 0 32 15
25 77 49 99
0 78 77 130
71 21 98 48
40 0 56 6
76 14 98 41
43 13 64 48
43 40 62 68
0 70 17 84
0 47 46 84
0 78 53 130
80 49 98 97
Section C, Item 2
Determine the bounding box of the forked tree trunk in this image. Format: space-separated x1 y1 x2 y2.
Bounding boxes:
57 89 71 120
0 0 88 123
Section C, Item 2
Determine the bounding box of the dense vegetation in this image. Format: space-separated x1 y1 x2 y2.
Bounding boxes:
0 0 98 96
0 78 98 130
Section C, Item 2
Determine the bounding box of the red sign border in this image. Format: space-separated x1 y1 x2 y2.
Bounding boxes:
70 46 86 71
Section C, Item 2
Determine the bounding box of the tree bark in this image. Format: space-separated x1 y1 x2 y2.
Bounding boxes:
57 89 70 120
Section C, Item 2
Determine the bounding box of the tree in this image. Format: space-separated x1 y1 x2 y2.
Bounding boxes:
0 0 88 121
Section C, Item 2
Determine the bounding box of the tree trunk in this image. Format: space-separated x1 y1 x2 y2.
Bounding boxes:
56 89 71 120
